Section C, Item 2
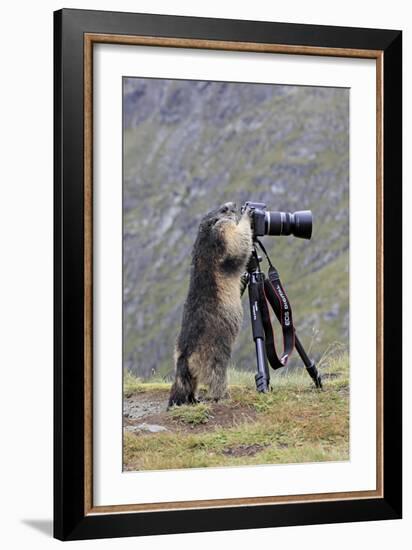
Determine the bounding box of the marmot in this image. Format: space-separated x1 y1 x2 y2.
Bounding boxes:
168 202 253 407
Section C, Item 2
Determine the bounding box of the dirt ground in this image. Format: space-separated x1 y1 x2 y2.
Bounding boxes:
123 390 257 435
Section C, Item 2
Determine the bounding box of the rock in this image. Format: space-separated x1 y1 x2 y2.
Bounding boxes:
135 423 168 433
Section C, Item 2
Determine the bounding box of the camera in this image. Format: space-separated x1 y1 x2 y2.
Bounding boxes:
241 201 313 240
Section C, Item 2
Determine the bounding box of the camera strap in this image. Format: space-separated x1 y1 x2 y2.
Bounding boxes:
256 240 295 370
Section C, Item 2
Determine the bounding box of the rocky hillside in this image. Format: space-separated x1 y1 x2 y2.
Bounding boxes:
123 77 349 379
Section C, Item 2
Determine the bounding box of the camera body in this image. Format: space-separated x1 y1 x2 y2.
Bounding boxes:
242 201 313 240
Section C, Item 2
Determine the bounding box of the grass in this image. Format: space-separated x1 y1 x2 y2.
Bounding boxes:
123 349 349 471
123 370 171 397
169 403 212 425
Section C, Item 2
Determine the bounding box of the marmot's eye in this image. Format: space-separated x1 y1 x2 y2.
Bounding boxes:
220 206 229 214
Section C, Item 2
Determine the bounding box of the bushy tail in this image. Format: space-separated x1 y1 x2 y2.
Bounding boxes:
168 354 197 408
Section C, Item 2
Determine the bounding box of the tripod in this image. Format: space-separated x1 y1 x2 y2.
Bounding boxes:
245 241 322 392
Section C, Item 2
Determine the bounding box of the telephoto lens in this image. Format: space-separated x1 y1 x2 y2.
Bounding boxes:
265 210 312 239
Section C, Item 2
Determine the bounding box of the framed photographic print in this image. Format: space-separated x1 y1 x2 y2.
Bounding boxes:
54 8 402 541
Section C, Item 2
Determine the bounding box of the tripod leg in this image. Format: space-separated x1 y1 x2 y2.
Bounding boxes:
294 335 322 389
254 338 270 392
247 272 270 393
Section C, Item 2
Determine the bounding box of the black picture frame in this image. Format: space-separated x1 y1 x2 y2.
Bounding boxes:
54 8 402 541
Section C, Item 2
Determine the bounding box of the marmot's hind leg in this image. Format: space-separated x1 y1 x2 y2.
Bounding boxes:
207 359 229 402
168 355 198 408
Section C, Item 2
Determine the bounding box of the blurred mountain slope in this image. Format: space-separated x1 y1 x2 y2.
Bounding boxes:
123 78 349 379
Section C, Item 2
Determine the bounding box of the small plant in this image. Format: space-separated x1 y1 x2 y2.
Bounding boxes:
169 403 212 425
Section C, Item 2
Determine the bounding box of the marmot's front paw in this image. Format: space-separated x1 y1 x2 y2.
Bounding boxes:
241 206 254 227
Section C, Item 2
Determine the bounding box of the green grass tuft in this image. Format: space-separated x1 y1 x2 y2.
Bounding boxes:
169 403 212 425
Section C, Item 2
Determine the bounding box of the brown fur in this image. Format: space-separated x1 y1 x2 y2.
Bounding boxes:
168 203 253 407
